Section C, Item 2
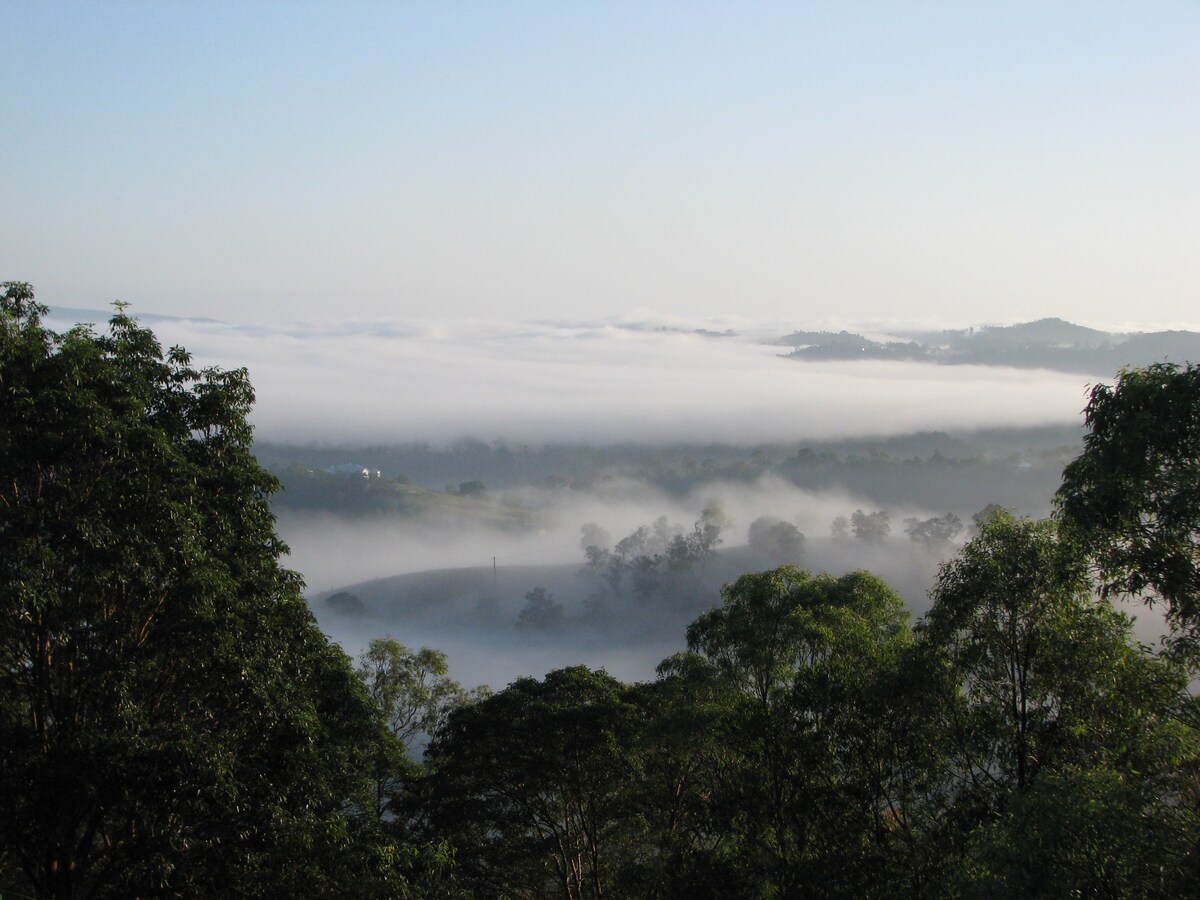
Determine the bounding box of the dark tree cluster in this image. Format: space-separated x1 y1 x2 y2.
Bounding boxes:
517 587 566 631
1057 363 1200 661
410 516 1199 897
903 512 964 546
746 514 805 561
0 287 408 898
579 503 729 608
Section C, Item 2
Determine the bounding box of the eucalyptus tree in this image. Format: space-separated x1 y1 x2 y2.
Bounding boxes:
917 511 1199 894
423 666 640 900
1057 362 1200 661
660 566 913 897
0 285 402 898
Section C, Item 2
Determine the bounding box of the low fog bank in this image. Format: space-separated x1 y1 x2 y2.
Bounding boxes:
121 314 1088 446
279 475 1016 593
308 539 951 693
282 477 1012 690
302 533 1172 694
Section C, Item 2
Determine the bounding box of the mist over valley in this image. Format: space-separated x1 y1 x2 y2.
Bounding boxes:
266 424 1087 688
42 305 1183 687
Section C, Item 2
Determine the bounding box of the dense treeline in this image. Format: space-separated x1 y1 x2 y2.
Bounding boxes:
395 516 1198 898
2 285 1198 898
260 429 1075 518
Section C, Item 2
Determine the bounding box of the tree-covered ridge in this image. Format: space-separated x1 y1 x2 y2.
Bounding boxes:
263 433 1074 526
3 285 1198 897
778 317 1200 374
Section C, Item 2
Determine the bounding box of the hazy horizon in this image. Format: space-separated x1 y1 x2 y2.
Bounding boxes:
40 306 1102 447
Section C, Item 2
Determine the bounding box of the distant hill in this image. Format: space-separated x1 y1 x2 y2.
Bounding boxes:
777 318 1200 374
312 539 947 657
978 317 1112 346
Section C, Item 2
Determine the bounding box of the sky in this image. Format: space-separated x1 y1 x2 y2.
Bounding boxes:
3 1 1198 329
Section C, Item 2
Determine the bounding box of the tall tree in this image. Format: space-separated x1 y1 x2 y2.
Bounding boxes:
423 667 639 900
1057 363 1200 660
0 285 401 898
916 511 1199 893
619 655 744 899
672 566 912 897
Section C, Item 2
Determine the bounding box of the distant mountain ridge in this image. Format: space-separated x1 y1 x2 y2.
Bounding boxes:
777 317 1200 374
38 306 1198 376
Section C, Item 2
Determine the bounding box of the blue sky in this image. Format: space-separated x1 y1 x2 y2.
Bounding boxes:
3 1 1197 327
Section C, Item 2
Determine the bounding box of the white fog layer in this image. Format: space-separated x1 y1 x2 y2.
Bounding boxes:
279 476 906 592
105 315 1089 445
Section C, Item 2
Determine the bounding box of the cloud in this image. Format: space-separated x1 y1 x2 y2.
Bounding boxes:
105 313 1091 446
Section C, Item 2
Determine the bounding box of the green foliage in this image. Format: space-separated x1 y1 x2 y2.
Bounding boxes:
1057 362 1200 660
963 766 1200 898
0 285 402 898
423 666 640 899
970 502 1007 530
6 286 1197 896
406 553 1197 897
357 639 469 749
917 511 1200 892
920 514 1094 791
686 566 909 702
661 567 913 897
355 638 478 896
619 656 743 898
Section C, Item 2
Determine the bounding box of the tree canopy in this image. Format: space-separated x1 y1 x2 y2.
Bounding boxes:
423 666 639 899
0 284 401 898
1057 362 1200 659
918 511 1199 894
